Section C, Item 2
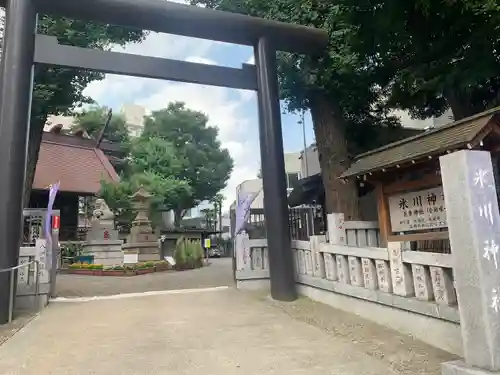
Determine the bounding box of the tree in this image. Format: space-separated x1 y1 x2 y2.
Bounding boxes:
190 0 500 219
142 102 234 224
339 0 500 121
99 136 192 228
211 193 225 236
200 207 217 231
72 105 130 144
190 0 399 219
15 16 147 204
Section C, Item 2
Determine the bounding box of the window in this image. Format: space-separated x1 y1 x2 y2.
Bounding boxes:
286 173 299 190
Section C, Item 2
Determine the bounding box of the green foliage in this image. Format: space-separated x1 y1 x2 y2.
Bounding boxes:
142 102 234 217
175 237 204 269
339 0 500 120
99 136 192 227
191 0 500 126
190 0 500 218
99 99 232 229
60 242 84 260
73 105 130 144
211 193 224 211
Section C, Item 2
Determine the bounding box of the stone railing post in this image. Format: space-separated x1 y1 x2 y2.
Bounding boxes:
388 241 414 297
235 231 251 272
440 150 500 375
327 213 350 284
310 235 326 278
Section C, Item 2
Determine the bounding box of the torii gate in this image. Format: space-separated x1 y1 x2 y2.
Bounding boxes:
0 0 327 323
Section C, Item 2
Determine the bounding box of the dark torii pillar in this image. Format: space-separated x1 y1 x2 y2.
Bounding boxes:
0 0 37 323
255 38 297 301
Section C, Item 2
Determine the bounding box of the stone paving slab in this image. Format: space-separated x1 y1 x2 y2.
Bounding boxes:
0 287 421 375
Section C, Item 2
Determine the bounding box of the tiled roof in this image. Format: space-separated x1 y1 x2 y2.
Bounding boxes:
33 140 120 194
340 107 500 178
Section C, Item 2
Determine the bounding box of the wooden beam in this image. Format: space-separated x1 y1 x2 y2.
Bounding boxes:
21 0 329 54
375 182 391 247
34 35 258 91
388 231 449 242
383 172 442 195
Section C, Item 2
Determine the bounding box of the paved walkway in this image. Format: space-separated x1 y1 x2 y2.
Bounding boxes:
55 258 234 297
0 287 455 375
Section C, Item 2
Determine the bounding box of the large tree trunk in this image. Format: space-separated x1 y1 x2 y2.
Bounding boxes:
23 117 46 208
309 94 361 220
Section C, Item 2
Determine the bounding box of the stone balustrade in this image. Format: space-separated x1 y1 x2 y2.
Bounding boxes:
235 215 459 325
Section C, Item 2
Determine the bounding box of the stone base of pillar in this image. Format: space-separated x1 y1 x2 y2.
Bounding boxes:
442 360 500 375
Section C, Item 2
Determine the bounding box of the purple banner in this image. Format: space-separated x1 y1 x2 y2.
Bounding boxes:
234 189 260 235
45 181 60 249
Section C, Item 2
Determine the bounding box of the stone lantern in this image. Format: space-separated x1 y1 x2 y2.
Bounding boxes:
122 187 161 263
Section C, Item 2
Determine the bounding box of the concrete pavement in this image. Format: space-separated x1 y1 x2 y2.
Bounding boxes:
0 287 453 375
55 258 234 298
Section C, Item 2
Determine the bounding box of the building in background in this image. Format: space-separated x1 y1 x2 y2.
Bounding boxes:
44 103 149 138
120 104 148 137
397 108 453 129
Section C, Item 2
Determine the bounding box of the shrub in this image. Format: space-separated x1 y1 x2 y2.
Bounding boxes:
175 237 204 269
61 242 84 260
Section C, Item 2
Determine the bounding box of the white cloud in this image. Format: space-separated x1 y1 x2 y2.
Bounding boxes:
83 32 259 211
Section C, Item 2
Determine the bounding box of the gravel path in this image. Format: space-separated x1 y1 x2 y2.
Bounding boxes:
55 257 234 297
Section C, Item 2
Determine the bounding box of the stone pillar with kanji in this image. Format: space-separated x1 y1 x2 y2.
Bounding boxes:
440 150 500 375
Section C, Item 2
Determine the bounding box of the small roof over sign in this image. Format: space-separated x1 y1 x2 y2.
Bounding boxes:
340 107 500 179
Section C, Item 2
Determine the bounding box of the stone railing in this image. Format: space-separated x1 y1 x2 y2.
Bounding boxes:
234 237 269 284
343 221 380 247
293 238 458 323
235 214 458 324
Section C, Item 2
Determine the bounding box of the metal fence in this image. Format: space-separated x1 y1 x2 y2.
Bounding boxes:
230 206 325 241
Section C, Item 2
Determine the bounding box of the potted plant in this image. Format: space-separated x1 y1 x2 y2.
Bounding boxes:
136 262 155 275
154 260 170 272
124 264 137 276
174 237 204 270
69 263 94 276
91 264 104 276
192 240 204 268
174 238 188 271
103 265 125 276
61 242 84 267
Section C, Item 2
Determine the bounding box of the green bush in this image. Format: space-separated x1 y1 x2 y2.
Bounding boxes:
61 242 84 260
175 237 204 269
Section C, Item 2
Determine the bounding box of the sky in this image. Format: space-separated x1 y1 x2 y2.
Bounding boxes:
83 27 316 212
